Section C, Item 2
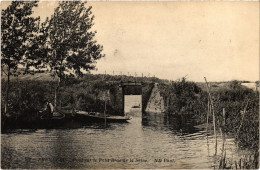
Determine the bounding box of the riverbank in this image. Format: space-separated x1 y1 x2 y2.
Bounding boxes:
161 79 259 169
160 79 259 148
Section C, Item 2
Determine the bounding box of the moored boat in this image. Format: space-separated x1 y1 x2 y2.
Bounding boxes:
40 111 65 120
74 110 131 123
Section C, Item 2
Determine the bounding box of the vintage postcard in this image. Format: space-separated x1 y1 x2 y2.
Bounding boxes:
1 1 259 169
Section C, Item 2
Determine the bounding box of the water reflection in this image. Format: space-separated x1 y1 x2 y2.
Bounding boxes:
142 112 199 135
2 110 253 169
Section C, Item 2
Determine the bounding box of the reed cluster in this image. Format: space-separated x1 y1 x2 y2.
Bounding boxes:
158 78 258 169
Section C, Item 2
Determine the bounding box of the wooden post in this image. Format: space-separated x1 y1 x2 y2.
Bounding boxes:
122 86 125 115
221 108 226 160
206 98 210 134
54 77 60 108
104 99 107 126
206 98 210 156
204 77 217 155
222 108 226 128
236 100 249 138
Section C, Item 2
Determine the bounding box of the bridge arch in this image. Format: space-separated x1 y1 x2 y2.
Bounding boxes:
108 81 164 115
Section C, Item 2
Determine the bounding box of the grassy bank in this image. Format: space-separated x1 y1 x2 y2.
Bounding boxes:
1 73 158 118
159 79 259 169
160 79 258 149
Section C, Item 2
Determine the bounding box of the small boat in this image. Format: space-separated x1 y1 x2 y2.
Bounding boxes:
131 105 141 108
37 111 66 128
74 110 131 123
40 111 65 120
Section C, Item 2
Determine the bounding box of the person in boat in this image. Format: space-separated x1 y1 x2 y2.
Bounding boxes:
43 100 54 118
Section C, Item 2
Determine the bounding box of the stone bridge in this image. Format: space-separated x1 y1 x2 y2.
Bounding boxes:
107 81 166 115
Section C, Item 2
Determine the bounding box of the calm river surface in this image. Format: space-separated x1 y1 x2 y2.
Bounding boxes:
1 112 252 169
1 96 253 169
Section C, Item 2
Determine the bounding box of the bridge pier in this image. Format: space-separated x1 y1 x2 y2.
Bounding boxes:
109 85 124 116
145 83 165 113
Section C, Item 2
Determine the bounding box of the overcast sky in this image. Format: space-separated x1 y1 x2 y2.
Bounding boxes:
2 1 259 82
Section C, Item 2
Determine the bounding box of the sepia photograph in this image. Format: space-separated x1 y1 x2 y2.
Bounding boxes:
1 1 259 169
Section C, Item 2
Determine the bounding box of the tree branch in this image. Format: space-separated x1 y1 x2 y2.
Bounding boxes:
1 68 8 76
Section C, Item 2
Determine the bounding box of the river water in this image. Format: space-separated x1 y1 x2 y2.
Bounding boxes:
1 96 253 169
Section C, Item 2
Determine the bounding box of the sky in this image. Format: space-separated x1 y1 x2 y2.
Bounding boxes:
1 1 259 82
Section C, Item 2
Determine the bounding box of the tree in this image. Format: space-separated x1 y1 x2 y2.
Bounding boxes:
43 1 105 107
1 1 40 114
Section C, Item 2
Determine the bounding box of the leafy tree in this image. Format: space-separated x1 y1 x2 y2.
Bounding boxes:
1 1 40 114
43 1 104 107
